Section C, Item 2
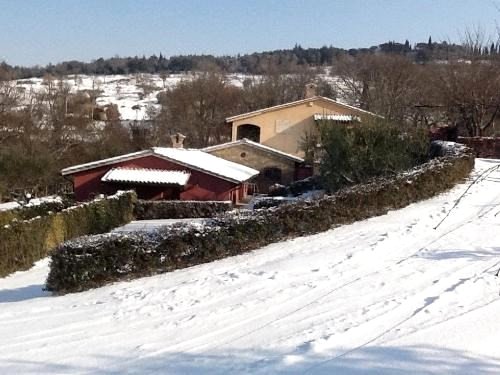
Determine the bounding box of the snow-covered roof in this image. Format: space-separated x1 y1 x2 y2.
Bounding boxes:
61 150 151 176
225 96 379 123
101 168 190 186
62 148 259 183
313 113 361 122
152 148 259 183
203 139 304 163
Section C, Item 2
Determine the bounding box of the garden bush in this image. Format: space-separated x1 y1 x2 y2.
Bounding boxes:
134 200 232 220
46 143 474 294
0 191 136 277
0 199 71 226
319 118 430 192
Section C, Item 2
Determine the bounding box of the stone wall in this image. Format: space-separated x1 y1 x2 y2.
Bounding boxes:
458 137 500 158
207 144 297 193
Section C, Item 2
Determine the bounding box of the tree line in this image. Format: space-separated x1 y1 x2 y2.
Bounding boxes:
0 39 478 79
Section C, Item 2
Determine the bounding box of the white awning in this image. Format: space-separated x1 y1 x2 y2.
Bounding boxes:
313 114 360 122
101 168 190 186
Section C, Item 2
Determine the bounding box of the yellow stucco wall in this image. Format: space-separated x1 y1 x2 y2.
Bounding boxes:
230 98 372 156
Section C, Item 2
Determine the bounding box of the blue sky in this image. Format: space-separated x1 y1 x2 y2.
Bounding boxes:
1 0 499 66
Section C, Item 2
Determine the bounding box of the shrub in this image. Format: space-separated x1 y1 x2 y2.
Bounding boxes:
319 119 430 192
134 200 232 220
0 198 72 226
46 144 474 294
0 191 136 278
268 175 324 197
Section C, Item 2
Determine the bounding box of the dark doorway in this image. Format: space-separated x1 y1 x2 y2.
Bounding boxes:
237 124 261 142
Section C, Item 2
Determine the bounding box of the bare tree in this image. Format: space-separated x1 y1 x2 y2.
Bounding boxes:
155 72 245 147
334 54 422 123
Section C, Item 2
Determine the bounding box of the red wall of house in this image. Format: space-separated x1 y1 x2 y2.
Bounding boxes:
70 155 239 201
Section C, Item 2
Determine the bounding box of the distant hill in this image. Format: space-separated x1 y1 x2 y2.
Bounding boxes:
0 39 490 79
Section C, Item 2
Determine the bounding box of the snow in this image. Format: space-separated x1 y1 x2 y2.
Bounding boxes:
152 147 259 183
101 168 190 186
0 195 62 212
12 71 366 122
13 73 255 121
61 150 150 175
0 159 499 374
61 147 258 183
113 218 209 232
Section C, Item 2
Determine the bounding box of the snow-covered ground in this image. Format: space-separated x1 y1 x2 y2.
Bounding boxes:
113 218 208 232
0 159 499 374
14 73 253 121
13 71 344 122
0 195 62 212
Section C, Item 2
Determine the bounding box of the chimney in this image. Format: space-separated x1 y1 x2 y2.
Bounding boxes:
305 83 317 99
170 132 186 149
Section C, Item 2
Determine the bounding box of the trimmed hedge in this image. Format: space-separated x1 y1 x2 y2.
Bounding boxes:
0 192 136 278
0 199 70 227
134 200 233 220
46 145 474 294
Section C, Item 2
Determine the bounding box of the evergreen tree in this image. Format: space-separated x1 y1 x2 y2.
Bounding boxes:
404 39 411 52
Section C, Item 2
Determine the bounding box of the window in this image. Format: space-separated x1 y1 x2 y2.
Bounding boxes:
237 124 260 142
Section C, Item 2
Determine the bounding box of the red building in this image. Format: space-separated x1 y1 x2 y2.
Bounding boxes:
61 147 259 203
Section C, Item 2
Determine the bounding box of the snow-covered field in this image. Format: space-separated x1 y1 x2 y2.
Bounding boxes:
13 71 343 122
1 159 499 374
14 73 252 121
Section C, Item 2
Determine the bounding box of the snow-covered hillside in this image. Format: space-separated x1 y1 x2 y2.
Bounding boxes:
13 71 344 122
14 73 251 121
0 159 499 374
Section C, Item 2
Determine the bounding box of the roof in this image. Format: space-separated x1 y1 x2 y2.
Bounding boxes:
61 148 259 184
225 96 378 123
151 148 259 183
61 150 152 176
313 114 361 122
101 168 190 186
203 138 304 163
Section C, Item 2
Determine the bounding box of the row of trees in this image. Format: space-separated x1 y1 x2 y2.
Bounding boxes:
335 53 500 137
2 39 471 79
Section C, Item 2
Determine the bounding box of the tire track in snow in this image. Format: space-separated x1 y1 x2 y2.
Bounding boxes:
120 169 500 366
301 262 500 374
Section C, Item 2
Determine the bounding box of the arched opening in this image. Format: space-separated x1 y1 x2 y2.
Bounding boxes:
237 124 261 142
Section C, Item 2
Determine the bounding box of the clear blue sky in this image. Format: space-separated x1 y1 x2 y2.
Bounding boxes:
1 0 499 66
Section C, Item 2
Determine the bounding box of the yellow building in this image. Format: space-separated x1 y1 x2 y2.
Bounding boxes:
226 96 378 157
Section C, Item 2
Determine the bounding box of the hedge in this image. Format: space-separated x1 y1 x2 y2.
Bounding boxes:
0 199 70 227
46 144 474 294
134 200 233 220
0 191 136 278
